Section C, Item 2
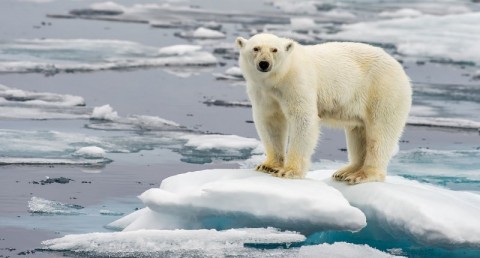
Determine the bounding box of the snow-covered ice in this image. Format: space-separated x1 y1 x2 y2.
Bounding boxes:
110 169 366 233
0 83 90 120
74 146 106 159
323 12 480 64
0 39 217 75
41 228 400 258
106 168 480 250
309 170 480 248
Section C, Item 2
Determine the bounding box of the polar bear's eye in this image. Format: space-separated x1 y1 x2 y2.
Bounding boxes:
253 47 259 52
272 48 278 53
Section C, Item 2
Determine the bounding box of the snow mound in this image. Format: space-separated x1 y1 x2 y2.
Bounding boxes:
111 169 367 234
309 171 480 248
299 242 401 258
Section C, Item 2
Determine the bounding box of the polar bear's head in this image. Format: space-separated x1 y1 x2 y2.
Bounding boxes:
235 33 295 74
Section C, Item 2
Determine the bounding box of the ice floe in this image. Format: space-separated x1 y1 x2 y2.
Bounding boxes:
110 169 366 233
74 146 106 159
41 228 400 257
177 27 226 39
213 66 244 81
28 197 84 215
0 83 90 120
0 39 217 75
323 12 480 64
107 168 480 250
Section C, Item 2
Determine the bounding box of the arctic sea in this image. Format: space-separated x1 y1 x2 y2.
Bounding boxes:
0 0 480 257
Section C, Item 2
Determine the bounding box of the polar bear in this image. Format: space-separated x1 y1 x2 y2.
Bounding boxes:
236 33 411 184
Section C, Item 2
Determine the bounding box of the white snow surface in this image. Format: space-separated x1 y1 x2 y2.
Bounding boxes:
378 8 423 18
323 12 480 63
111 169 366 233
309 170 480 248
89 1 126 12
41 228 400 257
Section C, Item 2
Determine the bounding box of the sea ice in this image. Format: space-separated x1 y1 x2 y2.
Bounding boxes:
90 104 119 121
110 169 367 233
41 228 400 258
323 12 480 63
309 170 480 248
0 39 217 74
177 27 226 39
28 197 84 215
74 146 106 159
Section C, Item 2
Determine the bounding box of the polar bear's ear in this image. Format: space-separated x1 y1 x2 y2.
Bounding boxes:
285 40 294 52
235 37 247 49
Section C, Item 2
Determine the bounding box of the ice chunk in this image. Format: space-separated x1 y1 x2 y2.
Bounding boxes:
0 84 85 107
113 169 366 233
28 197 84 215
180 134 260 151
407 116 480 130
91 104 119 121
378 8 423 18
308 170 480 248
213 66 244 81
0 39 217 75
177 27 226 39
0 83 90 120
158 45 202 55
41 228 306 257
89 1 126 13
74 146 106 159
298 242 401 258
203 99 251 108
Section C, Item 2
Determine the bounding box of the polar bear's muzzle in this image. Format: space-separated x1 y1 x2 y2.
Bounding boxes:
257 60 271 72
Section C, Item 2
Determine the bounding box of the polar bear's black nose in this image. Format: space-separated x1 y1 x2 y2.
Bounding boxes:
258 61 270 71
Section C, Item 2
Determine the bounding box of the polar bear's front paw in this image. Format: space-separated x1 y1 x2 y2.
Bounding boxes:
332 165 360 181
344 168 385 185
273 168 304 179
256 164 279 174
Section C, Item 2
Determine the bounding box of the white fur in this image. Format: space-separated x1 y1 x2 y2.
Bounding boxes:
236 33 411 184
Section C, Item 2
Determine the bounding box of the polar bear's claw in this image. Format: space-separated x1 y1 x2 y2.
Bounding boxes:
256 164 279 174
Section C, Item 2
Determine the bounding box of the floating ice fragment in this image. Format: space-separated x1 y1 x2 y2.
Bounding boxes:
89 1 126 13
158 45 202 55
113 169 366 233
91 104 118 121
177 27 226 39
407 116 480 130
180 134 260 151
378 8 423 18
28 197 84 215
0 39 217 75
74 146 106 159
41 228 306 257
